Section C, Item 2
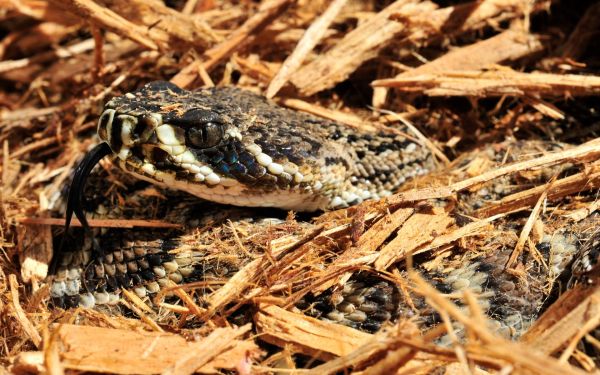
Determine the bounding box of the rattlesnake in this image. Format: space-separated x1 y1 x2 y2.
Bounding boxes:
48 82 600 353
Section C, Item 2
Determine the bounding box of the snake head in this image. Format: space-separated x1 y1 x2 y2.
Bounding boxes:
97 81 246 187
98 81 238 161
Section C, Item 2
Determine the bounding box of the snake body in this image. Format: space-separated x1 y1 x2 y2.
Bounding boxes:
52 181 403 332
50 83 600 346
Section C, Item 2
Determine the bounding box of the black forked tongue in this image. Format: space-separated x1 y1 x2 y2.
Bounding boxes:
58 142 113 255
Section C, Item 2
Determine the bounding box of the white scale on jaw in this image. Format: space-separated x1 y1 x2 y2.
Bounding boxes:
123 161 327 211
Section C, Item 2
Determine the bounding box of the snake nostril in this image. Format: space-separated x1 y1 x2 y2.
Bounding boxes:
135 113 162 141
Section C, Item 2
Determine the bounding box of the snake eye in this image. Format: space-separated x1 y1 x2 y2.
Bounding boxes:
187 122 224 149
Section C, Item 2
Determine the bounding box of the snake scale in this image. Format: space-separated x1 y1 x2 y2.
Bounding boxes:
49 82 600 352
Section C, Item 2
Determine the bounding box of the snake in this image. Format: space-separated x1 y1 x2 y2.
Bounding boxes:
51 80 434 333
49 82 600 349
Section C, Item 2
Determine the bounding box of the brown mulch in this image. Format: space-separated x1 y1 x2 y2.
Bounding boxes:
2 0 600 373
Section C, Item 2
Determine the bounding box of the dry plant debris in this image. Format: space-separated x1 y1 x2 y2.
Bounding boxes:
1 0 600 374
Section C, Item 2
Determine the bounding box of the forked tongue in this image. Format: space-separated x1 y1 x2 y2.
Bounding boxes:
59 142 113 254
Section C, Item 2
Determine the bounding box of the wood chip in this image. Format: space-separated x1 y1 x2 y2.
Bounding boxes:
375 210 454 270
475 165 600 217
49 0 160 50
290 0 437 96
294 0 549 97
372 69 600 97
410 272 587 375
388 138 600 204
505 188 548 269
254 303 371 360
310 207 414 294
393 29 543 80
522 282 600 355
8 274 42 348
200 225 324 320
12 324 259 374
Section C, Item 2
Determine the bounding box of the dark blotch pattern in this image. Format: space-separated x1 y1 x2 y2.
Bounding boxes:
298 273 400 333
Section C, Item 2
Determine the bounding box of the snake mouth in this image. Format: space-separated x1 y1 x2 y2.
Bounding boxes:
122 142 230 187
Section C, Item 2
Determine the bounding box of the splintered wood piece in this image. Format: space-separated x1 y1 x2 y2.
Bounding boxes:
410 273 586 375
2 0 80 24
266 0 347 98
163 326 252 375
8 274 42 348
254 303 372 360
375 210 454 270
388 29 544 80
290 0 436 96
48 0 159 50
0 38 95 74
295 0 548 98
201 225 324 320
13 324 259 374
305 343 415 375
521 283 600 355
199 257 262 320
372 69 600 97
304 320 424 374
411 0 549 35
48 0 217 51
564 199 600 222
475 165 600 217
412 213 503 258
505 187 547 269
91 0 218 48
356 208 415 252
